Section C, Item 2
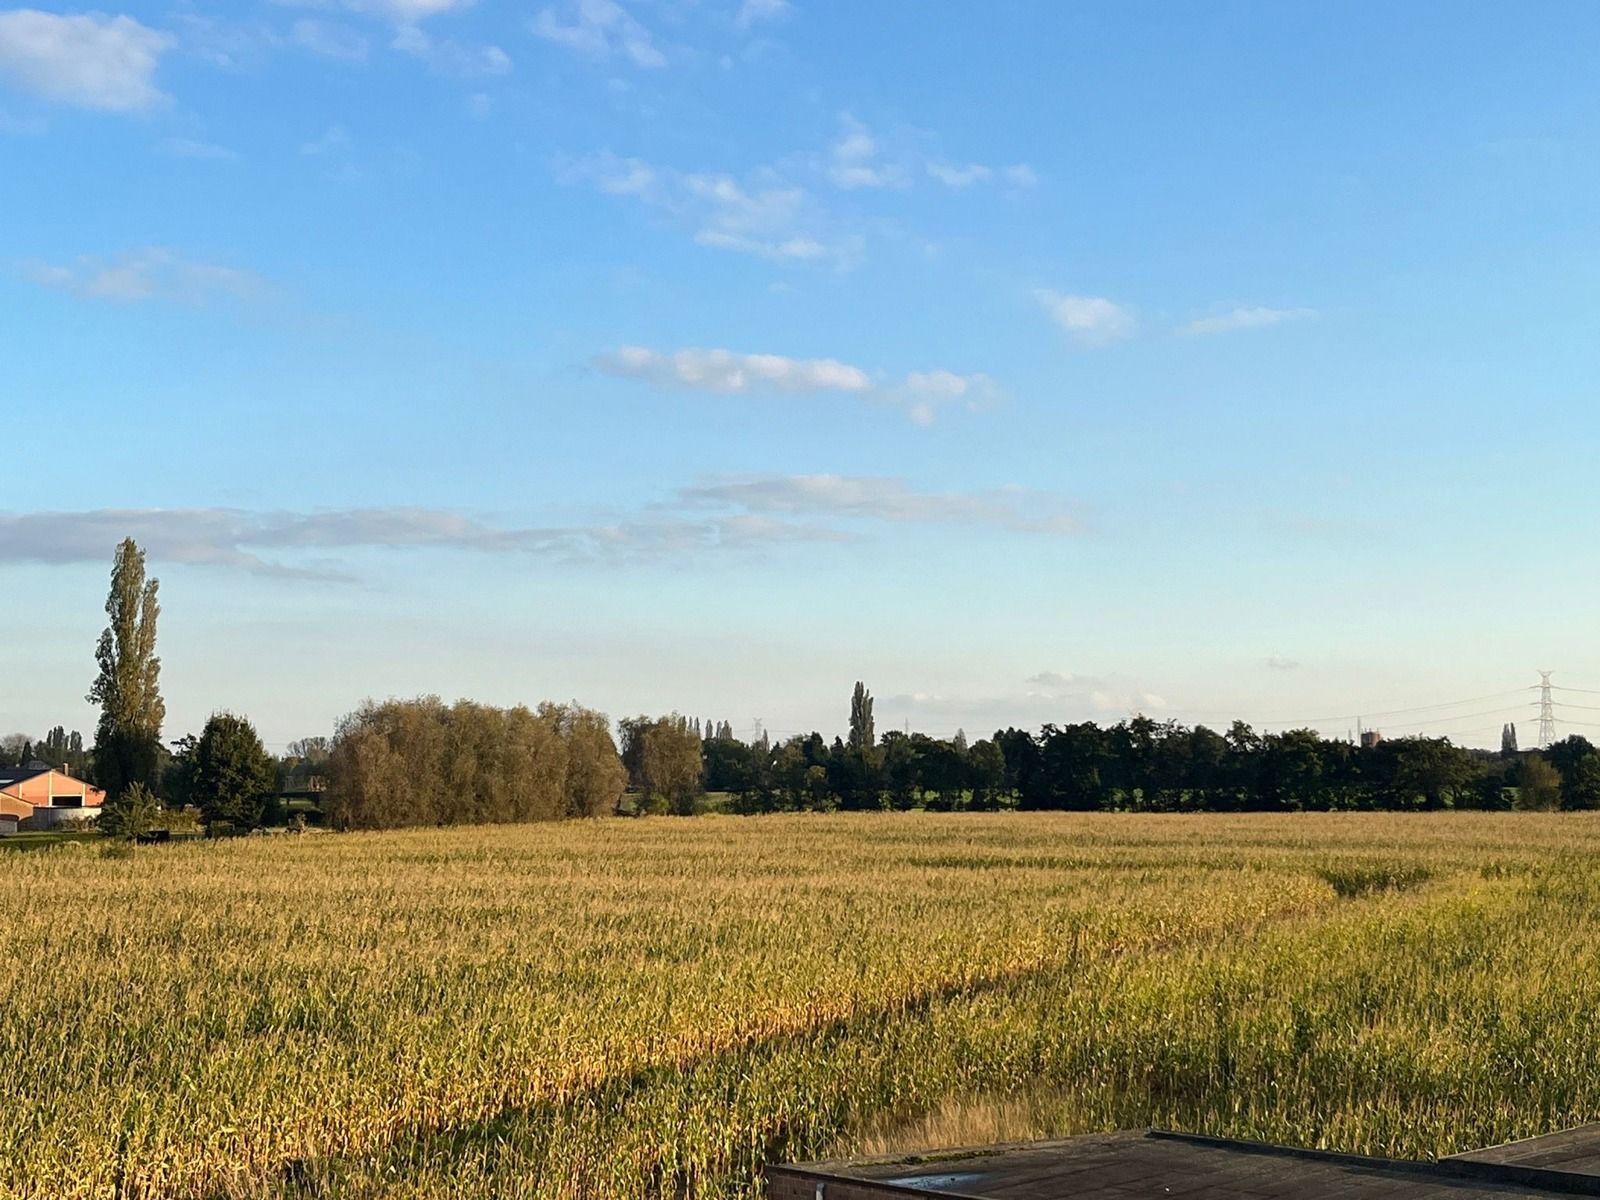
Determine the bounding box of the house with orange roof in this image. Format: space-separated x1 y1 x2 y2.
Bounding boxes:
0 762 106 831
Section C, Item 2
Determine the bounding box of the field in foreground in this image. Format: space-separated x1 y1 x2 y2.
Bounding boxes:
4 813 1600 1199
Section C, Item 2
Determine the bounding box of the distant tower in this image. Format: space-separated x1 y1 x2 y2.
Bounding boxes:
1537 671 1556 750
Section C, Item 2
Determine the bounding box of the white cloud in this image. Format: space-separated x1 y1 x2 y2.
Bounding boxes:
822 113 1032 193
391 24 509 76
925 160 992 188
880 672 1169 734
560 151 856 265
19 247 265 305
735 0 790 28
531 0 664 68
0 477 1083 580
340 0 476 21
0 504 843 579
0 10 172 112
595 345 997 424
1035 289 1136 347
828 113 907 190
898 369 999 425
289 18 369 60
596 346 871 394
1264 654 1301 671
158 136 238 161
1182 306 1318 336
677 475 1083 535
1026 671 1098 690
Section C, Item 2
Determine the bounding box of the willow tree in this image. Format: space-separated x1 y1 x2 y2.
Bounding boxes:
88 539 165 797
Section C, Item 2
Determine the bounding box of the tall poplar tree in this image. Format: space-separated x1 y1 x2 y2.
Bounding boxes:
88 539 165 798
848 681 875 753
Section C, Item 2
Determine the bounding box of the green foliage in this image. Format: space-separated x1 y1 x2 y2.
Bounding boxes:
192 713 276 830
97 781 159 841
325 697 626 830
1516 754 1562 811
847 681 875 754
88 538 165 799
1316 860 1434 899
619 714 704 816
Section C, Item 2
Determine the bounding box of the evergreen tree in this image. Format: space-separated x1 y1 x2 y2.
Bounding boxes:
1501 722 1518 757
848 681 875 753
192 713 276 829
88 539 164 798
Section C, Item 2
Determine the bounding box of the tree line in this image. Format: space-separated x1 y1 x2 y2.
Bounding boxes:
39 539 1600 838
698 706 1600 813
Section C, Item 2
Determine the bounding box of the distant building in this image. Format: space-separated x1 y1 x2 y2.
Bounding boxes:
1360 729 1384 749
0 762 106 829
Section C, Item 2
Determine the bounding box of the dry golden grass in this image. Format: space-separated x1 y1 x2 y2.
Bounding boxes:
3 812 1599 1198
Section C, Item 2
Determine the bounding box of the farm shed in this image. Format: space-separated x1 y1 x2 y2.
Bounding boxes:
767 1125 1600 1199
0 763 106 829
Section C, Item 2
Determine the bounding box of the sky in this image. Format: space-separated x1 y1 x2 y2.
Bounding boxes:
4 1 1600 752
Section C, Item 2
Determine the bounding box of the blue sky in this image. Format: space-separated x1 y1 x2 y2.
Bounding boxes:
4 1 1600 750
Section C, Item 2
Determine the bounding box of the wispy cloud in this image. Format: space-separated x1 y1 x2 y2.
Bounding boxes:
289 18 369 61
1023 670 1168 713
1264 654 1301 671
19 248 266 305
1035 289 1136 347
560 151 857 265
531 0 664 68
676 475 1082 534
826 112 1034 193
734 0 790 29
596 346 871 394
0 476 1078 580
0 10 172 112
0 505 832 580
158 136 238 161
594 345 997 424
881 672 1169 733
925 160 991 188
828 113 908 190
391 24 509 76
339 0 477 21
1182 306 1318 336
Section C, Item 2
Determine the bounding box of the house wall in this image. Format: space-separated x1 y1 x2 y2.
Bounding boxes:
0 794 30 821
21 805 99 830
5 771 105 810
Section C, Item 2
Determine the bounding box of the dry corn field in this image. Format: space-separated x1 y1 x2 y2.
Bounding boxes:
5 812 1600 1199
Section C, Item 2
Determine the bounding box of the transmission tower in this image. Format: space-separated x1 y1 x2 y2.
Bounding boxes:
1537 670 1556 750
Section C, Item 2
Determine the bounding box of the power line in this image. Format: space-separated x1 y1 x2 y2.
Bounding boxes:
1241 688 1537 730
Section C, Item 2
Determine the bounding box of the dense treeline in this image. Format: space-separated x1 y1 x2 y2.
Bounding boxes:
688 688 1600 813
31 541 1600 833
323 698 626 829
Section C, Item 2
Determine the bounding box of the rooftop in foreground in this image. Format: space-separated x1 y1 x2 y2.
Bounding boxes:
767 1125 1600 1199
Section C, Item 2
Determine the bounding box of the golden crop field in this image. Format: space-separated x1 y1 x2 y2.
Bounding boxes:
4 812 1600 1200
